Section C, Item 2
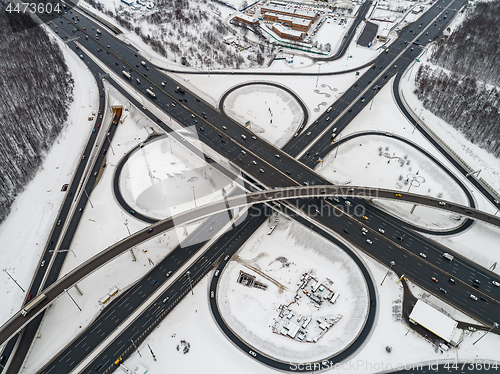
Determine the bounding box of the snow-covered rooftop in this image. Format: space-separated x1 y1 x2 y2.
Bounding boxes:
273 23 305 38
409 300 458 343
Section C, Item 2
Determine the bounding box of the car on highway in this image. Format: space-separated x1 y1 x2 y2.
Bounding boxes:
395 193 402 197
439 288 447 294
431 277 438 283
438 201 446 206
480 296 488 303
366 239 372 244
306 132 311 136
493 280 500 287
419 253 427 258
472 279 480 287
41 260 45 267
152 280 157 285
210 291 214 298
163 297 169 303
343 228 349 234
470 294 478 301
130 210 135 215
378 228 385 234
27 294 32 301
259 168 264 173
94 363 103 371
249 351 257 357
449 278 455 284
147 228 153 233
215 270 219 276
57 220 61 226
166 271 172 277
362 215 368 220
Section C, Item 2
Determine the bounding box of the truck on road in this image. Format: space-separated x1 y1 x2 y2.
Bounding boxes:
122 71 131 79
442 253 454 261
21 294 47 316
146 89 156 98
141 61 146 66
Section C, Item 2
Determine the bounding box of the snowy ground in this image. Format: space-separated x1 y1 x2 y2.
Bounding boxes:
0 30 98 326
119 134 234 220
223 84 304 148
120 221 500 374
217 217 369 363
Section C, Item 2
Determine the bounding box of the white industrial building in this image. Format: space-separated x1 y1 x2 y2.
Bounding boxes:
409 300 464 346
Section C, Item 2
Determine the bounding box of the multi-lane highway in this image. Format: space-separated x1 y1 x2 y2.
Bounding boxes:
27 0 500 366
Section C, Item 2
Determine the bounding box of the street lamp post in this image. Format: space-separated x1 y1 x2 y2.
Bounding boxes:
106 134 115 155
315 63 322 88
381 261 395 286
49 249 76 257
131 339 142 357
84 188 94 208
187 271 194 295
64 288 82 311
473 322 498 345
3 269 25 292
124 221 131 235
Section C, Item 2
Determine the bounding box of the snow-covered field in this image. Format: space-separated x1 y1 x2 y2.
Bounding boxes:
224 84 304 148
120 134 234 220
217 218 369 363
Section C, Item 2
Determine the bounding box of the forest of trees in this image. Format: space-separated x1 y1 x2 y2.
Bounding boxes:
414 66 500 157
414 1 500 157
0 5 73 223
